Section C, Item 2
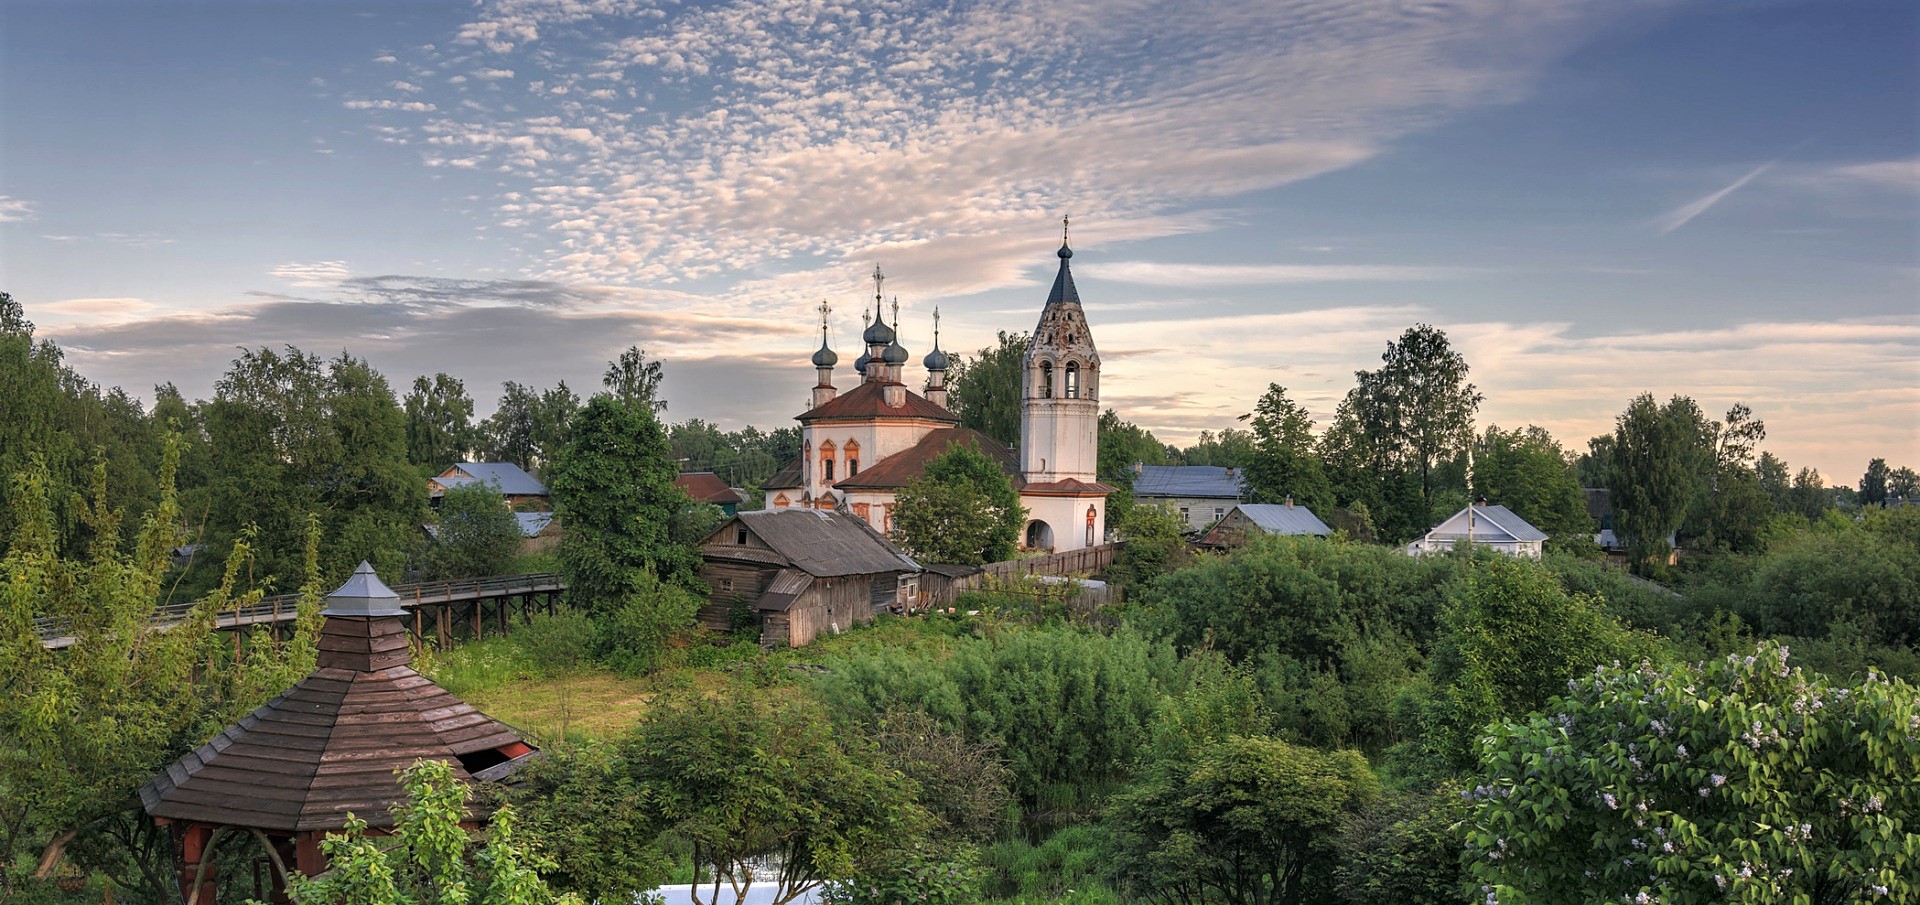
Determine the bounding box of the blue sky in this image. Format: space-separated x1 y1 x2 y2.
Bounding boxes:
1 0 1915 481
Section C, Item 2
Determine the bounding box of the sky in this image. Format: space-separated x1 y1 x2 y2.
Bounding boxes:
1 0 1916 481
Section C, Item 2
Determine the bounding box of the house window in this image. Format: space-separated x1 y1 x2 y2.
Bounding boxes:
721 578 734 591
1179 507 1190 521
1039 362 1054 398
848 459 859 476
1214 507 1224 521
736 527 748 545
1065 362 1080 398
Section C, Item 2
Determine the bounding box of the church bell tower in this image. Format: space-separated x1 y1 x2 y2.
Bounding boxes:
1019 219 1100 484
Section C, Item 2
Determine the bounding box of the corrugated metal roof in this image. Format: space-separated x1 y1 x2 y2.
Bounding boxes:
797 379 959 425
1424 504 1548 543
515 512 555 537
757 568 812 612
436 462 547 497
726 508 921 577
1132 465 1247 499
1234 504 1333 536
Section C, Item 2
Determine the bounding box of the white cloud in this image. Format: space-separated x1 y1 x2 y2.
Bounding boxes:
389 80 425 93
1816 156 1920 191
1100 261 1482 286
343 99 438 112
0 196 38 222
33 297 156 322
351 0 1668 297
270 260 352 287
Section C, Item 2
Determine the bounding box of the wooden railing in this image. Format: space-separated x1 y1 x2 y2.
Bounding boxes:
36 572 565 650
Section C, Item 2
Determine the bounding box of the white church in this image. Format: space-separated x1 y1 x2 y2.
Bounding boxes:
762 231 1111 553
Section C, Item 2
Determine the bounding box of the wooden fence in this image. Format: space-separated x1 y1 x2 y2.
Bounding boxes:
919 542 1121 610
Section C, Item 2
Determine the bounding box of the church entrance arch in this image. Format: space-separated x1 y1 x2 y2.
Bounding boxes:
1025 519 1054 552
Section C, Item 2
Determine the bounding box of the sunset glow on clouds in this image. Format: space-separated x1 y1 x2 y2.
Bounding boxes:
1 0 1914 479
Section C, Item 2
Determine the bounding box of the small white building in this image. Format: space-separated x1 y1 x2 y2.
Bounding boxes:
1406 503 1546 559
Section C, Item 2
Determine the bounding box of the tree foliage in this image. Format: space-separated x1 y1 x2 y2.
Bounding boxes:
1606 394 1711 574
1107 735 1379 905
1467 645 1920 905
1245 383 1333 513
404 373 478 473
890 441 1024 564
549 394 699 615
480 381 579 477
603 346 668 414
946 330 1027 446
277 759 584 905
1471 425 1592 554
618 693 924 905
2 447 318 898
423 483 524 581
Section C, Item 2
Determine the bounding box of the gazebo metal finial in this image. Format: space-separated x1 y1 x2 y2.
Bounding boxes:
320 560 407 617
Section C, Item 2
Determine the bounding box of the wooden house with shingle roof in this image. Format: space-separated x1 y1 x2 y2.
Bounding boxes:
139 562 537 903
696 508 921 647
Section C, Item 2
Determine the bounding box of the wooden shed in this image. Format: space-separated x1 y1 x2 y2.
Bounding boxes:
138 562 537 903
697 508 921 647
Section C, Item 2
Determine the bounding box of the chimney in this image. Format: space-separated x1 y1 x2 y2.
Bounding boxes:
1285 495 1294 509
1133 461 1143 475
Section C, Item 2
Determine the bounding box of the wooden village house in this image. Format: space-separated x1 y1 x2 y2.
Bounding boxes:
696 508 921 647
674 470 748 515
1201 501 1334 547
1406 502 1548 559
138 563 537 904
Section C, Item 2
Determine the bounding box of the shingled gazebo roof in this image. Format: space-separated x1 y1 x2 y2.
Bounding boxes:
139 563 537 833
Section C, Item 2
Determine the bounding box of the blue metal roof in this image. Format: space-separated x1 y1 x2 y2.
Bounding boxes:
1424 504 1548 543
515 512 555 537
1234 504 1333 537
438 462 547 496
1132 465 1247 499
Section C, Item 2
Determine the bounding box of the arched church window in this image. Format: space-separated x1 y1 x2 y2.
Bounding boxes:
824 459 835 482
845 441 859 477
1039 362 1054 398
848 459 859 476
1065 362 1080 399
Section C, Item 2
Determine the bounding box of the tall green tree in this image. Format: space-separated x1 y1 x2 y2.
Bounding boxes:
1468 645 1920 905
603 346 668 414
0 293 162 560
404 373 478 472
1891 466 1920 502
198 347 425 591
549 394 699 613
481 380 579 477
946 330 1027 446
1244 383 1332 513
1606 393 1711 574
1471 425 1591 553
1756 450 1793 510
1788 466 1833 520
890 442 1025 564
1860 457 1891 507
1322 326 1481 542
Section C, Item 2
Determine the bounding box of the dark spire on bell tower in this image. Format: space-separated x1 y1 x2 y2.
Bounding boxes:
1047 214 1080 306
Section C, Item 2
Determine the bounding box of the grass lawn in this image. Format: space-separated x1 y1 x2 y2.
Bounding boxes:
419 612 970 744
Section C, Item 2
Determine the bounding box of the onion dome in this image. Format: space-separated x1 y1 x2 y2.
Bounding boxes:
882 339 908 365
923 346 949 371
812 340 838 368
853 350 872 375
863 311 895 346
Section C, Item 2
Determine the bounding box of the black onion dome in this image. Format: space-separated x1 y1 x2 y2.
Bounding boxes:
923 346 949 371
812 341 838 368
1058 242 1072 260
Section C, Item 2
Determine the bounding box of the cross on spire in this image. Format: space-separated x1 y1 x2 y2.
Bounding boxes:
932 305 941 346
890 296 900 329
1063 213 1071 247
817 300 831 335
872 264 885 315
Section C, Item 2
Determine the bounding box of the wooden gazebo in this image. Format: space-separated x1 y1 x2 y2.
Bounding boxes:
139 562 538 903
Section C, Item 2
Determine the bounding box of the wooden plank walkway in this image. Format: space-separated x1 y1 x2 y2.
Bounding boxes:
36 572 565 650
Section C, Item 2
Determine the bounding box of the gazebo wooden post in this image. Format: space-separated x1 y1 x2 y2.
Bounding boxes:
175 822 217 904
294 831 326 880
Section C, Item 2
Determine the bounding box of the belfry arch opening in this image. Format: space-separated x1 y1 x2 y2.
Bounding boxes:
1039 362 1054 398
1024 519 1054 551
